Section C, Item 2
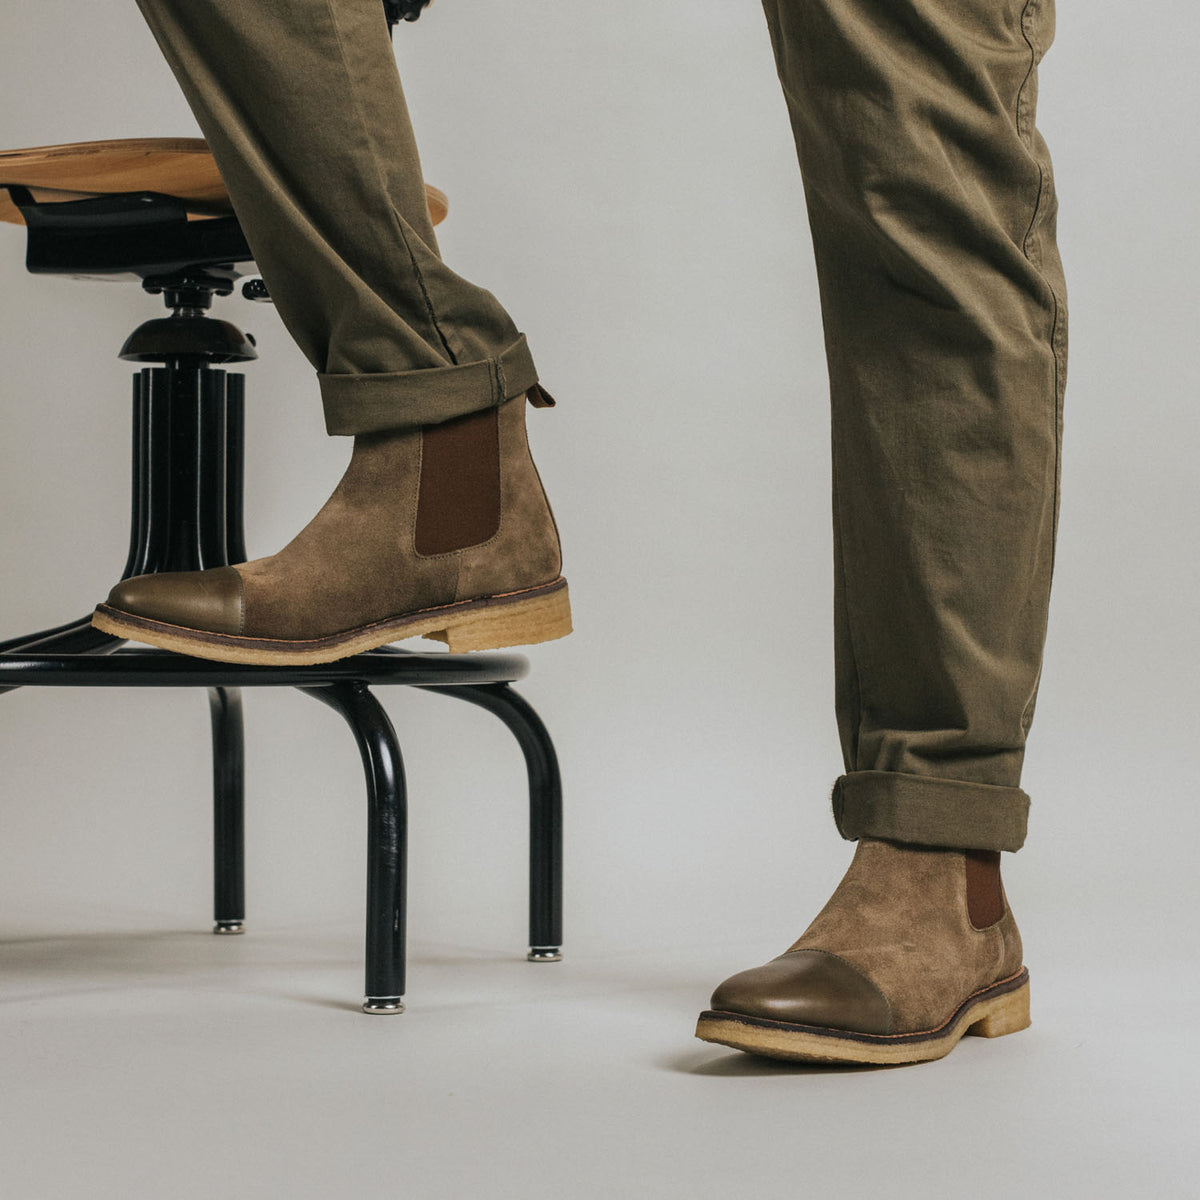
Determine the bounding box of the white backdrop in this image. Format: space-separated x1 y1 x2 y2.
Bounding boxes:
1 0 1197 991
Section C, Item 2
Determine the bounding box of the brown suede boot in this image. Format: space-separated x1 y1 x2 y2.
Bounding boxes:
695 838 1029 1065
92 391 570 664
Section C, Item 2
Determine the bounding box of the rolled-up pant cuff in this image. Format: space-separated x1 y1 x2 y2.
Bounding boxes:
319 333 539 435
832 771 1030 852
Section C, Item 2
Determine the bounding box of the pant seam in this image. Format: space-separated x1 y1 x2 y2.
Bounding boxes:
494 353 507 406
830 418 866 770
390 203 460 367
1015 0 1066 729
1016 0 1044 264
322 0 460 368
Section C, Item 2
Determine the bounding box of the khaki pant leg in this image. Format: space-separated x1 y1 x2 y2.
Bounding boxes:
135 0 538 434
762 0 1068 851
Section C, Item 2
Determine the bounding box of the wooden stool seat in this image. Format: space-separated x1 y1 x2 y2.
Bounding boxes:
0 137 448 227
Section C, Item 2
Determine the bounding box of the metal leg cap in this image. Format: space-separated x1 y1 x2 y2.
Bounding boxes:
362 996 406 1014
527 947 563 963
213 920 245 935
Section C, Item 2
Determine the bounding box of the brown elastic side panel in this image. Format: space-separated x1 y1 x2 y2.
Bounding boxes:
965 850 1005 929
414 407 501 555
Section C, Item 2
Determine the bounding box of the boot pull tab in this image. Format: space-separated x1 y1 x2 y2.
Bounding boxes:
526 383 556 409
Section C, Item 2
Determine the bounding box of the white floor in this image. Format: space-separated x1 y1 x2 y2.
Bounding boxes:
1 919 1195 1199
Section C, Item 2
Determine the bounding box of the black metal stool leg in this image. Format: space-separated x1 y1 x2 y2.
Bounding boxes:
0 622 122 698
0 617 115 655
302 681 407 1013
209 687 246 935
434 683 563 963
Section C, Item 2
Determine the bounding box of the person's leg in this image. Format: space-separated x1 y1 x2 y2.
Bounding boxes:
697 0 1066 1064
135 0 535 432
94 0 570 663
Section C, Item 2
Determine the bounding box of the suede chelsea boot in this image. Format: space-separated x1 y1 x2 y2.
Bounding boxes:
696 838 1029 1065
92 390 571 664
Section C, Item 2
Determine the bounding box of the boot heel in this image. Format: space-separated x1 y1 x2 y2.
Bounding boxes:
427 583 572 653
967 979 1031 1039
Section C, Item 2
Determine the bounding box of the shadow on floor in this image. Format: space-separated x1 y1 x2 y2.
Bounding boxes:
663 1045 900 1076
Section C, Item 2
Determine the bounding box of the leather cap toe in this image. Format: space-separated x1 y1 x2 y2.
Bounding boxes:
105 567 244 635
709 949 893 1034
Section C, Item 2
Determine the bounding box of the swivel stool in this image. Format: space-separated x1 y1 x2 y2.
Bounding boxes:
0 138 564 1013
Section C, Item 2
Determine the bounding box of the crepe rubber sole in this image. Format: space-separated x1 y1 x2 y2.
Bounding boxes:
695 968 1030 1066
92 577 571 665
